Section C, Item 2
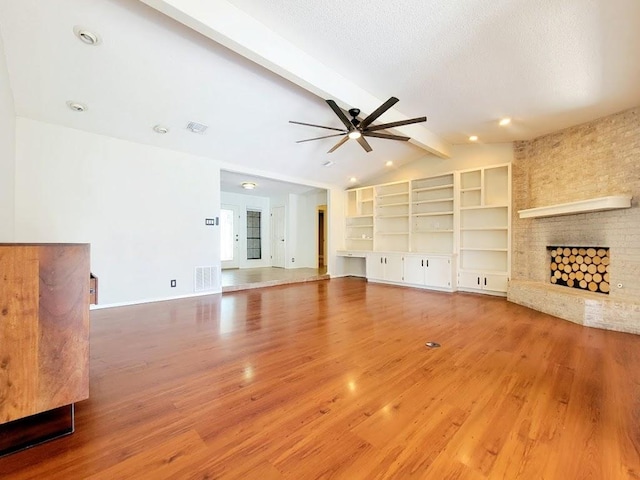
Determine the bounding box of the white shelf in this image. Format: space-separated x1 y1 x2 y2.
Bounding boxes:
347 214 373 219
518 195 632 219
412 211 454 217
412 198 454 205
348 224 374 228
377 232 409 235
460 247 508 252
412 184 454 193
460 187 481 192
378 202 409 207
347 237 373 240
377 192 408 199
460 205 508 211
377 214 409 219
414 229 454 233
460 227 507 231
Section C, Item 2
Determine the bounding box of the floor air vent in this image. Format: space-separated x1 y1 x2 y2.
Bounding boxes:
194 266 218 292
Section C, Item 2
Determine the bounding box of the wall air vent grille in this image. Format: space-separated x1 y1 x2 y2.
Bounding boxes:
194 266 218 292
186 122 208 134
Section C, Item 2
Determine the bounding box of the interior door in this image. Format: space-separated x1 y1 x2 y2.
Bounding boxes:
271 205 285 268
221 204 240 269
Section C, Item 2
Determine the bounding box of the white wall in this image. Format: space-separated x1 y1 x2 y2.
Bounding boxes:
14 118 220 306
221 191 271 268
0 32 15 241
367 143 513 185
295 190 327 268
269 190 329 269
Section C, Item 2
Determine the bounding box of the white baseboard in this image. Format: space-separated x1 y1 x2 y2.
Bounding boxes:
90 289 221 310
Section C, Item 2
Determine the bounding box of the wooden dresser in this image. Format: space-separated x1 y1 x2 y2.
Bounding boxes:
0 243 90 456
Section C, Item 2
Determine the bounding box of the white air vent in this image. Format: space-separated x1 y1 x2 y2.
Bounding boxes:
194 266 218 292
186 121 208 134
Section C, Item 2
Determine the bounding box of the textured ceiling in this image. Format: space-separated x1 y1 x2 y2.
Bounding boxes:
1 0 639 192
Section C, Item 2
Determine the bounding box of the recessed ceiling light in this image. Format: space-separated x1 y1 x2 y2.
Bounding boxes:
385 161 393 167
153 125 169 134
66 101 87 112
469 135 478 142
499 118 512 126
348 131 362 140
349 177 357 183
323 160 334 167
73 26 100 46
241 182 256 190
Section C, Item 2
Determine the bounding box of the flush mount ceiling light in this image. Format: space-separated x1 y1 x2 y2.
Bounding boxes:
349 177 357 183
499 118 512 126
241 182 256 190
385 160 393 167
66 101 87 112
73 26 100 45
469 135 478 142
153 125 169 134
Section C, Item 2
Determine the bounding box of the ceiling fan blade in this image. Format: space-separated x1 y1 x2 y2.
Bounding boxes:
363 131 410 141
356 136 373 152
289 120 346 132
326 100 354 130
359 97 399 129
328 135 350 153
365 116 427 132
296 133 347 143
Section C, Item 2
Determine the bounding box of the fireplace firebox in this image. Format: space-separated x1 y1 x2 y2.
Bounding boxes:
548 246 610 294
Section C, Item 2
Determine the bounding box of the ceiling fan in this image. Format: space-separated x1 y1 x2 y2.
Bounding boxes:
290 97 426 153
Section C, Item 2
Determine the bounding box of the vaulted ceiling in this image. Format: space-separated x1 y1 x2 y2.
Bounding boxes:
1 0 638 190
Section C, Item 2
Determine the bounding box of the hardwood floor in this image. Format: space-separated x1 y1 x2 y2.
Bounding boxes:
221 267 328 292
1 278 639 479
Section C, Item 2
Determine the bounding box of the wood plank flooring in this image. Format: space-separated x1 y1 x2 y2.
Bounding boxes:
221 267 328 292
1 277 639 479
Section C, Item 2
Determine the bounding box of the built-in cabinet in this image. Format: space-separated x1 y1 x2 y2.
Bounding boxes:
457 165 510 295
344 163 511 296
366 252 404 283
403 254 453 289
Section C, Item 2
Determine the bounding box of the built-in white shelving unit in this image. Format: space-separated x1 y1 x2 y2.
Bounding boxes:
345 186 374 251
374 181 410 252
342 163 511 296
457 164 511 294
411 173 455 254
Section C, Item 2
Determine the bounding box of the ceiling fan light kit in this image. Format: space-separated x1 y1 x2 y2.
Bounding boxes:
290 96 427 153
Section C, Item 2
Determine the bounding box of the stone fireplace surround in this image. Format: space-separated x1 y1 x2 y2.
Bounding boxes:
507 107 639 335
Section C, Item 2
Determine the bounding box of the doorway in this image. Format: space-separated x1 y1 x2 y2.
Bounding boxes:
317 205 326 269
271 205 285 268
221 204 240 269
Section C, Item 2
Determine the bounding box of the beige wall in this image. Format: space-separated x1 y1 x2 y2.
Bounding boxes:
509 107 640 333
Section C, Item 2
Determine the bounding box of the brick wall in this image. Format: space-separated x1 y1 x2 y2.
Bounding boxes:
509 107 640 334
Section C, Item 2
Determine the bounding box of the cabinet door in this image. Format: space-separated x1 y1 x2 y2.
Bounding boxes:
425 257 451 288
384 254 405 283
458 271 482 289
366 254 385 281
403 255 425 285
483 273 508 293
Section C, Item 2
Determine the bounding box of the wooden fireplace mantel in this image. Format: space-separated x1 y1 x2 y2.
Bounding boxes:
518 195 632 219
